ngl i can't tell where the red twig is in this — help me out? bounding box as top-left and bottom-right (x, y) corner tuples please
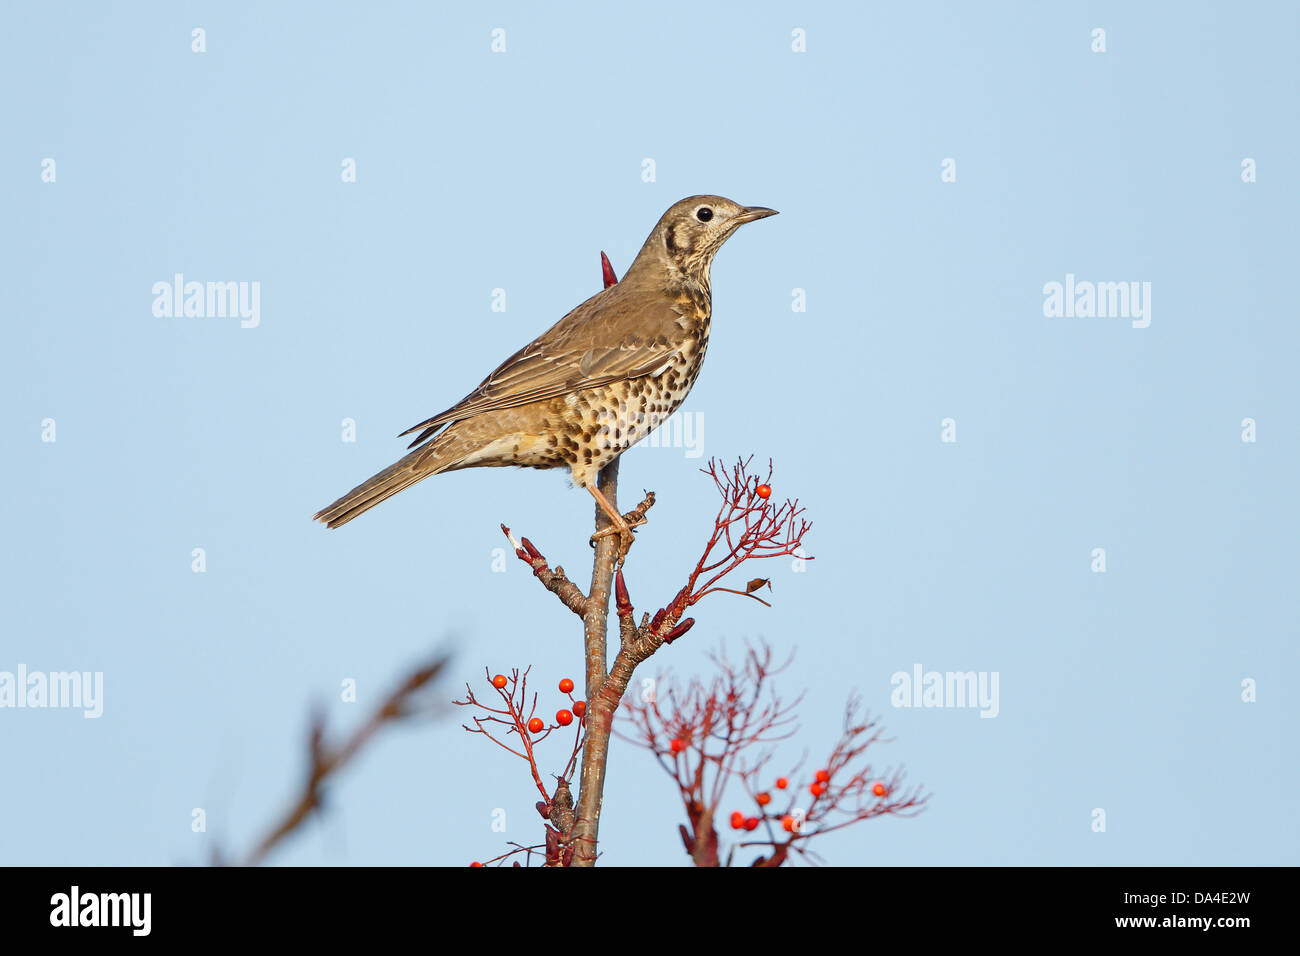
(617, 641), (929, 866)
(628, 457), (813, 647)
(685, 457), (811, 607)
(454, 668), (587, 866)
(454, 667), (583, 806)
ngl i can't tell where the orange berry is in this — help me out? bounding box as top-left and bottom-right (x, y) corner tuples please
(775, 777), (789, 789)
(730, 811), (745, 829)
(873, 783), (887, 797)
(470, 861), (484, 867)
(815, 769), (830, 783)
(527, 717), (545, 734)
(744, 817), (761, 831)
(756, 792), (772, 806)
(572, 700), (587, 718)
(556, 709), (573, 726)
(756, 483), (772, 499)
(491, 674), (507, 689)
(559, 678), (575, 694)
(782, 816), (796, 832)
(810, 782), (826, 797)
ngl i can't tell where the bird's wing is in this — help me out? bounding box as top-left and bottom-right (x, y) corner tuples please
(399, 292), (686, 448)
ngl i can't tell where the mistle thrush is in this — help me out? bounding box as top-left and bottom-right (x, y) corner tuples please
(314, 195), (778, 551)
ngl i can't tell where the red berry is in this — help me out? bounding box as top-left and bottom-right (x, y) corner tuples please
(730, 811), (745, 830)
(491, 674), (507, 689)
(556, 709), (573, 726)
(873, 783), (887, 797)
(782, 815), (796, 832)
(670, 738), (687, 754)
(470, 861), (484, 867)
(572, 700), (587, 718)
(756, 483), (772, 499)
(775, 777), (789, 790)
(815, 769), (830, 783)
(559, 678), (575, 694)
(810, 782), (826, 797)
(756, 792), (772, 806)
(744, 817), (760, 831)
(527, 717), (545, 734)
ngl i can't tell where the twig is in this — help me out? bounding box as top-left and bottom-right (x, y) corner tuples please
(239, 654), (449, 866)
(502, 525), (589, 617)
(618, 644), (928, 866)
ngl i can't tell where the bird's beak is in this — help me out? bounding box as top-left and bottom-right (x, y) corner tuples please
(734, 206), (779, 224)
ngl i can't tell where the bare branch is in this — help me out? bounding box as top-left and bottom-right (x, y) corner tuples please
(502, 524), (589, 617)
(239, 653), (449, 867)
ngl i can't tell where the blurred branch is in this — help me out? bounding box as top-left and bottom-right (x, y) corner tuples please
(235, 653), (449, 867)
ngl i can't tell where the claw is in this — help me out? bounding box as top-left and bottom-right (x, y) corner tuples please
(590, 523), (637, 565)
(585, 484), (645, 565)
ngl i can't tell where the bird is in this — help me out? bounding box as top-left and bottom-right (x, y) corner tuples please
(313, 195), (778, 556)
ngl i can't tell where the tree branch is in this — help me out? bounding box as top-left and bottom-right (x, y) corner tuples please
(570, 459), (621, 865)
(237, 654), (448, 866)
(502, 525), (589, 617)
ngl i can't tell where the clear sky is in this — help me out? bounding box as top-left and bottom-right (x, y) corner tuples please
(2, 1), (1296, 866)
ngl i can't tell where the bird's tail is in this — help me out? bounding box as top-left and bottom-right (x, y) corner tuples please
(314, 441), (458, 529)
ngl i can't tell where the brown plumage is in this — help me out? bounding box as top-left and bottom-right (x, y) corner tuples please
(313, 195), (777, 535)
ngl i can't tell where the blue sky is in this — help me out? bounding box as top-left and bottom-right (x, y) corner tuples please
(1, 1), (1296, 866)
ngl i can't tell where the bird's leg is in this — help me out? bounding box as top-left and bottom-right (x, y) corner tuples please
(586, 484), (642, 564)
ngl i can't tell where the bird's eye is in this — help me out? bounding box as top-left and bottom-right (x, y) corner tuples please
(696, 207), (713, 222)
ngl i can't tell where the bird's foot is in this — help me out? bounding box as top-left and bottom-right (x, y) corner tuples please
(589, 512), (643, 566)
(586, 486), (654, 566)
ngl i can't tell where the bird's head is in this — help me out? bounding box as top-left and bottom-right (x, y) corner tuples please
(631, 195), (778, 288)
